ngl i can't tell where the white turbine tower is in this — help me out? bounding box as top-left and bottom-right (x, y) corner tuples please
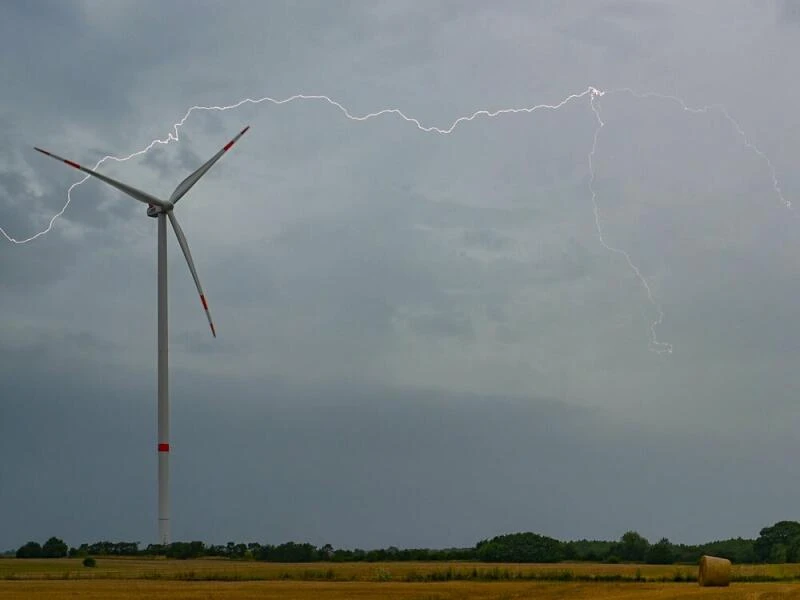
(34, 126), (250, 545)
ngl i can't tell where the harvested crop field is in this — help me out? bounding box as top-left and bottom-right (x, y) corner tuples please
(4, 559), (800, 598)
(6, 579), (800, 599)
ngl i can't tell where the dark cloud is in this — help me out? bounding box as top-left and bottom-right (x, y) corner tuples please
(0, 171), (40, 242)
(559, 15), (647, 58)
(462, 228), (510, 250)
(600, 1), (673, 20)
(3, 345), (795, 549)
(140, 132), (204, 182)
(406, 310), (474, 340)
(778, 0), (800, 25)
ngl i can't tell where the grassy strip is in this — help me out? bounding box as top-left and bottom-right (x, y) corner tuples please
(400, 568), (695, 583)
(0, 567), (688, 583)
(6, 566), (800, 583)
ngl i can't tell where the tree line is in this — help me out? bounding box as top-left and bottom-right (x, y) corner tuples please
(11, 521), (800, 564)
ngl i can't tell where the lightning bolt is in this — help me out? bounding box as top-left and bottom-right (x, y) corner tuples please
(585, 87), (790, 353)
(1, 85), (789, 353)
(610, 88), (788, 209)
(587, 89), (671, 354)
(1, 88), (597, 246)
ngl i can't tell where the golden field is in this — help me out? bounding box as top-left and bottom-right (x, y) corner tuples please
(3, 558), (800, 598)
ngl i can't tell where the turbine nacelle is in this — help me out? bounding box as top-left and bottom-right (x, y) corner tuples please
(147, 202), (174, 217)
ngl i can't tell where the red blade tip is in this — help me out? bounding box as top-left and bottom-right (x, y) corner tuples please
(223, 126), (249, 151)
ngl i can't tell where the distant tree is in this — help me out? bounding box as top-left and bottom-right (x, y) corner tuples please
(697, 538), (756, 564)
(564, 540), (614, 562)
(82, 557), (96, 567)
(41, 537), (68, 558)
(16, 541), (43, 558)
(166, 541), (205, 559)
(220, 542), (246, 559)
(144, 544), (166, 556)
(755, 521), (800, 563)
(257, 541), (319, 562)
(770, 544), (789, 564)
(331, 548), (354, 562)
(476, 532), (563, 563)
(561, 543), (576, 560)
(612, 531), (649, 562)
(645, 538), (674, 564)
(71, 541), (138, 557)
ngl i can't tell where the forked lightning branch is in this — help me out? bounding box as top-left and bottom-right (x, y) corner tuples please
(1, 85), (790, 356)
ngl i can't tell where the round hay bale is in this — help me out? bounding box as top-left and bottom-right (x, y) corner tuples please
(698, 555), (731, 587)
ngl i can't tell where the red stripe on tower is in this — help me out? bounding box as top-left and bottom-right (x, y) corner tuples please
(64, 159), (81, 169)
(200, 294), (209, 310)
(223, 140), (234, 151)
(158, 443), (170, 452)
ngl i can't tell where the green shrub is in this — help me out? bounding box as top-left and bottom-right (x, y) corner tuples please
(82, 557), (96, 568)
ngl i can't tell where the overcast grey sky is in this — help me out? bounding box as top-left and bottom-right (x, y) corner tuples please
(2, 0), (800, 550)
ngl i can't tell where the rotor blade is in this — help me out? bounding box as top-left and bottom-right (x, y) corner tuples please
(169, 126), (250, 205)
(167, 212), (216, 338)
(34, 147), (166, 208)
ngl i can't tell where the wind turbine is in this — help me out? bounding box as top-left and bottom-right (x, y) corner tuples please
(34, 126), (250, 545)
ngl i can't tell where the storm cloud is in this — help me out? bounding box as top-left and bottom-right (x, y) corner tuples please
(2, 0), (800, 550)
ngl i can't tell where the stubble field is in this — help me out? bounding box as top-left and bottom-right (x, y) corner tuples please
(4, 558), (800, 598)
